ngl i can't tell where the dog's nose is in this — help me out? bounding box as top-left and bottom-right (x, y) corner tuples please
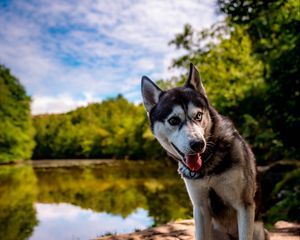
(190, 140), (204, 152)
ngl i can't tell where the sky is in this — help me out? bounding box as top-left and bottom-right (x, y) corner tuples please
(31, 203), (153, 240)
(0, 0), (222, 115)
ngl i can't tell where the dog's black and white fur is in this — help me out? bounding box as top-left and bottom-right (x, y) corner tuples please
(141, 64), (269, 240)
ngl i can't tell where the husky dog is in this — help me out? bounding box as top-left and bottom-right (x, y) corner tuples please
(141, 64), (269, 240)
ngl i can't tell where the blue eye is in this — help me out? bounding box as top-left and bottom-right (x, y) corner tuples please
(168, 116), (181, 126)
(195, 112), (203, 121)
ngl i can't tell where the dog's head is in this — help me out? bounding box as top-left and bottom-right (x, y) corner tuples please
(141, 64), (213, 172)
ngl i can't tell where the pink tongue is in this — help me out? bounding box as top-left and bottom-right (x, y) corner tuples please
(185, 154), (202, 171)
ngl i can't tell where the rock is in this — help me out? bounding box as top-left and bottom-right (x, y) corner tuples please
(97, 220), (300, 240)
(257, 160), (299, 215)
(270, 221), (300, 240)
(97, 220), (194, 240)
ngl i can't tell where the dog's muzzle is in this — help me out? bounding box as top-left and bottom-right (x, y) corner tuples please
(170, 142), (203, 172)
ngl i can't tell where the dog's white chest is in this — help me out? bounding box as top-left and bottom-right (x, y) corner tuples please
(183, 177), (210, 206)
(183, 168), (246, 209)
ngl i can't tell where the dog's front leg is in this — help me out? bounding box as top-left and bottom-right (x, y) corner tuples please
(237, 204), (255, 240)
(194, 205), (213, 240)
(184, 179), (212, 240)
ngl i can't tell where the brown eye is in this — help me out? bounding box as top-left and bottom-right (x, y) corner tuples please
(195, 112), (203, 122)
(168, 116), (181, 126)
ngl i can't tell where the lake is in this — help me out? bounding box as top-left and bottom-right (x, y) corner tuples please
(0, 160), (192, 240)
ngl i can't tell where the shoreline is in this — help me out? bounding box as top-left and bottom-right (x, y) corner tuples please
(0, 159), (166, 168)
(97, 220), (299, 240)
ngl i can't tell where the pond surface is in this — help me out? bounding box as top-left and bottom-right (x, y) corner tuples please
(0, 160), (192, 240)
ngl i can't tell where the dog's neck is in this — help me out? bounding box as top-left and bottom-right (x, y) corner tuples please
(202, 138), (220, 164)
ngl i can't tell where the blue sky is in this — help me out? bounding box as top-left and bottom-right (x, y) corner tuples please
(31, 203), (153, 240)
(0, 0), (222, 114)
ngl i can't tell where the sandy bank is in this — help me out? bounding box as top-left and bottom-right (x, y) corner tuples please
(97, 220), (300, 240)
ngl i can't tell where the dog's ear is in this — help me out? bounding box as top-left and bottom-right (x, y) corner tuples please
(141, 76), (163, 112)
(185, 63), (207, 98)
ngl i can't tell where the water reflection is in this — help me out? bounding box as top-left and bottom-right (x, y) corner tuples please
(0, 166), (38, 240)
(0, 161), (192, 239)
(30, 203), (153, 240)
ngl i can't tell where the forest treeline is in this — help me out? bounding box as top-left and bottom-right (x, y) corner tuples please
(0, 0), (299, 163)
(0, 65), (35, 163)
(32, 95), (163, 160)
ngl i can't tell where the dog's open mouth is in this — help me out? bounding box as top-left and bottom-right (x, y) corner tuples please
(184, 153), (202, 172)
(171, 143), (203, 172)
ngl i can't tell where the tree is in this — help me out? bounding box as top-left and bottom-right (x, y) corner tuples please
(170, 23), (265, 111)
(166, 23), (280, 162)
(217, 0), (300, 158)
(162, 0), (300, 161)
(32, 95), (164, 160)
(0, 65), (35, 163)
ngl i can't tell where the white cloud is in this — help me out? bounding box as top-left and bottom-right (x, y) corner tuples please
(0, 0), (222, 114)
(136, 58), (156, 71)
(31, 203), (153, 240)
(31, 93), (102, 115)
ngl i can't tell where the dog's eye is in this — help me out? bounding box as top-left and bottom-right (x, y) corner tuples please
(168, 116), (181, 126)
(195, 112), (203, 121)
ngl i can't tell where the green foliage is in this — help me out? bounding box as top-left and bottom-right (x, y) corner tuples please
(217, 0), (300, 158)
(265, 168), (300, 225)
(33, 95), (164, 160)
(167, 23), (273, 162)
(165, 0), (300, 162)
(0, 65), (35, 163)
(171, 24), (265, 110)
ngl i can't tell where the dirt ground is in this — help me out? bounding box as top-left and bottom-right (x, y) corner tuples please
(97, 220), (300, 240)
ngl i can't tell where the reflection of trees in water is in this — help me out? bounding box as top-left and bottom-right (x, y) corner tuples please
(0, 162), (192, 239)
(1, 162), (297, 238)
(145, 185), (192, 225)
(34, 163), (192, 224)
(0, 166), (38, 240)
